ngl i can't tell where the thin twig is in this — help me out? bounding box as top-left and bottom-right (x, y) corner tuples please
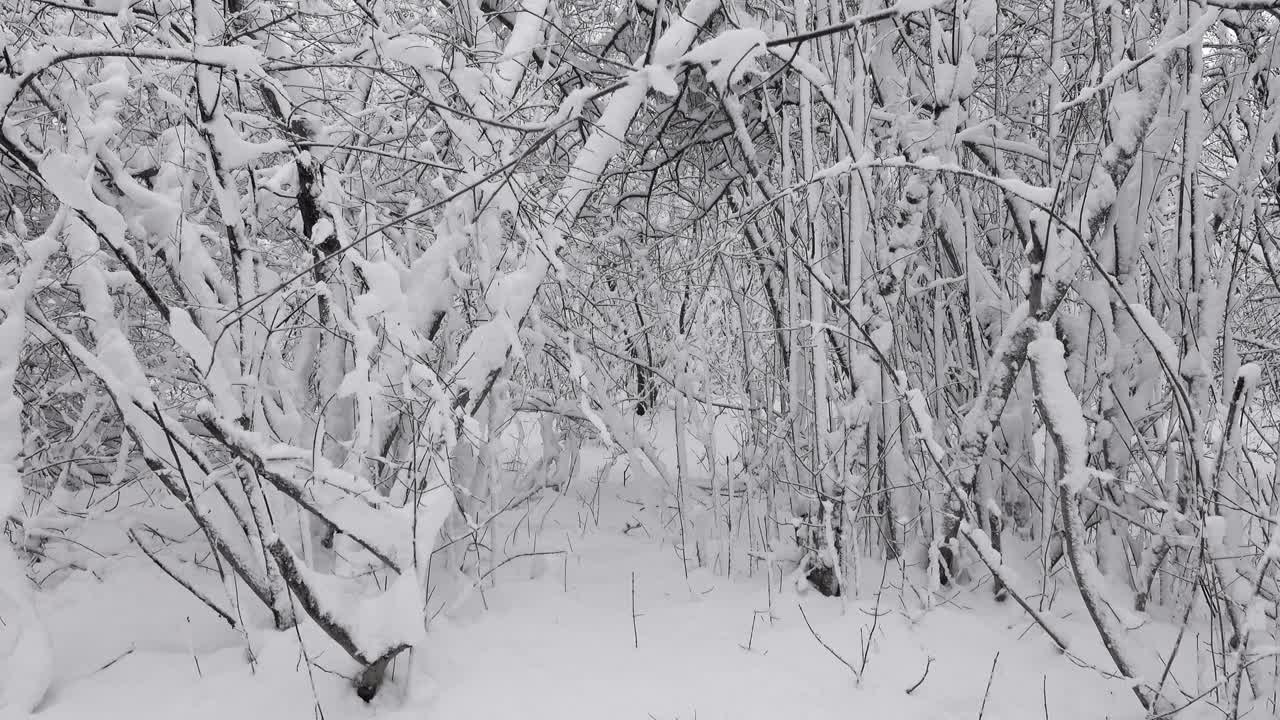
(797, 604), (860, 680)
(1042, 675), (1049, 720)
(859, 557), (889, 675)
(740, 612), (759, 652)
(94, 645), (136, 674)
(631, 571), (639, 649)
(475, 551), (567, 585)
(905, 656), (934, 695)
(978, 652), (1000, 720)
(128, 529), (238, 628)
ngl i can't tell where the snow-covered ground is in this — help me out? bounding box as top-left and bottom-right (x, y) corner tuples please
(19, 418), (1194, 720)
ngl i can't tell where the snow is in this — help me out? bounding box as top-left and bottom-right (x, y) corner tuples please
(206, 115), (287, 168)
(961, 523), (1028, 599)
(378, 32), (444, 71)
(968, 0), (998, 33)
(1236, 362), (1262, 391)
(0, 577), (54, 715)
(310, 218), (335, 246)
(38, 153), (127, 247)
(1181, 348), (1209, 380)
(452, 322), (513, 395)
(892, 0), (947, 13)
(24, 435), (1187, 720)
(650, 0), (720, 64)
(194, 45), (267, 77)
(0, 226), (58, 716)
(543, 85), (595, 126)
(959, 303), (1029, 445)
(5, 4), (1271, 719)
(1204, 515), (1226, 548)
(953, 53), (978, 99)
(556, 85), (637, 220)
(1026, 322), (1091, 494)
(1051, 8), (1221, 115)
(492, 0), (551, 100)
(995, 176), (1055, 206)
(287, 551), (426, 660)
(1127, 304), (1178, 373)
(646, 64), (680, 98)
(903, 388), (946, 463)
(168, 308), (235, 414)
(89, 57), (129, 101)
(411, 481), (455, 571)
(680, 29), (769, 88)
(443, 0), (723, 406)
(198, 409), (415, 569)
(933, 63), (957, 102)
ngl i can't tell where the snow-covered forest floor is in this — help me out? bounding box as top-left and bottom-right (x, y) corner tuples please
(23, 413), (1194, 720)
